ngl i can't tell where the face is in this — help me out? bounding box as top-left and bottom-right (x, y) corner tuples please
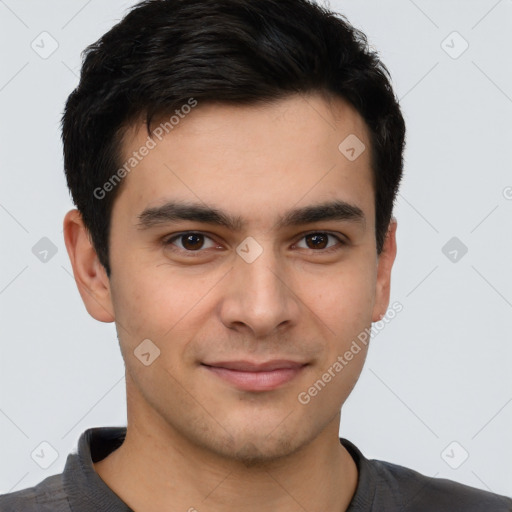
(68, 93), (396, 463)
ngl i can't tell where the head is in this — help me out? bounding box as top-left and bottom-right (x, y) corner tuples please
(63, 0), (405, 463)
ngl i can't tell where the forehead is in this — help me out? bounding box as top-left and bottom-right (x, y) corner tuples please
(113, 93), (374, 230)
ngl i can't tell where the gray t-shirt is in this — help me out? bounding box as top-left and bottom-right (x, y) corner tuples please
(1, 426), (511, 511)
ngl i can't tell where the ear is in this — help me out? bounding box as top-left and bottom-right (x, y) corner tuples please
(63, 209), (115, 323)
(371, 218), (397, 322)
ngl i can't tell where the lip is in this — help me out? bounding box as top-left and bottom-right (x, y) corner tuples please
(202, 360), (307, 391)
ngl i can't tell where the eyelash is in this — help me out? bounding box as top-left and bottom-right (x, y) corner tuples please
(161, 231), (347, 257)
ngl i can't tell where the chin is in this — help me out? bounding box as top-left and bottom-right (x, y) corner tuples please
(222, 439), (294, 468)
(205, 423), (309, 468)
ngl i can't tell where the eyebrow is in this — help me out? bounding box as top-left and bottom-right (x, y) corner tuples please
(136, 199), (366, 232)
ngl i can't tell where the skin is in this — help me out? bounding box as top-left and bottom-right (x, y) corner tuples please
(63, 93), (397, 512)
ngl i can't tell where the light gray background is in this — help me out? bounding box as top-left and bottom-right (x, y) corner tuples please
(1, 0), (511, 499)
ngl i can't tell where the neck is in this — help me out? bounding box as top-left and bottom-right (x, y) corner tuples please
(94, 390), (358, 512)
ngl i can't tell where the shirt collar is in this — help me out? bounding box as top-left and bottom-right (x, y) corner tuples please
(62, 426), (132, 512)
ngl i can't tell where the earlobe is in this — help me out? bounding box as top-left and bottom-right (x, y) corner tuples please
(63, 209), (115, 323)
(371, 218), (397, 323)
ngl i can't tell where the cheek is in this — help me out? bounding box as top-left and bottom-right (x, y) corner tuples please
(306, 259), (377, 333)
(110, 261), (221, 352)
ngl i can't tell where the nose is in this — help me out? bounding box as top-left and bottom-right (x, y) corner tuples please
(218, 243), (301, 339)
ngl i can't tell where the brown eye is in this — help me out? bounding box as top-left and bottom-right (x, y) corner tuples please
(180, 233), (205, 251)
(164, 232), (217, 253)
(296, 232), (344, 252)
(305, 233), (329, 249)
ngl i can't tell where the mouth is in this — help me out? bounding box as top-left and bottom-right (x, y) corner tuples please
(201, 360), (308, 392)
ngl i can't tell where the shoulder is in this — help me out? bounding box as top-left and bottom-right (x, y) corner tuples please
(371, 458), (512, 512)
(0, 473), (70, 512)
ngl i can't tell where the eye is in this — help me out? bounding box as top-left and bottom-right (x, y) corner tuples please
(163, 232), (218, 254)
(162, 231), (346, 257)
(294, 232), (345, 252)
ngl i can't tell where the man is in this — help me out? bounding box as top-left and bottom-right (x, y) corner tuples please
(1, 0), (510, 510)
